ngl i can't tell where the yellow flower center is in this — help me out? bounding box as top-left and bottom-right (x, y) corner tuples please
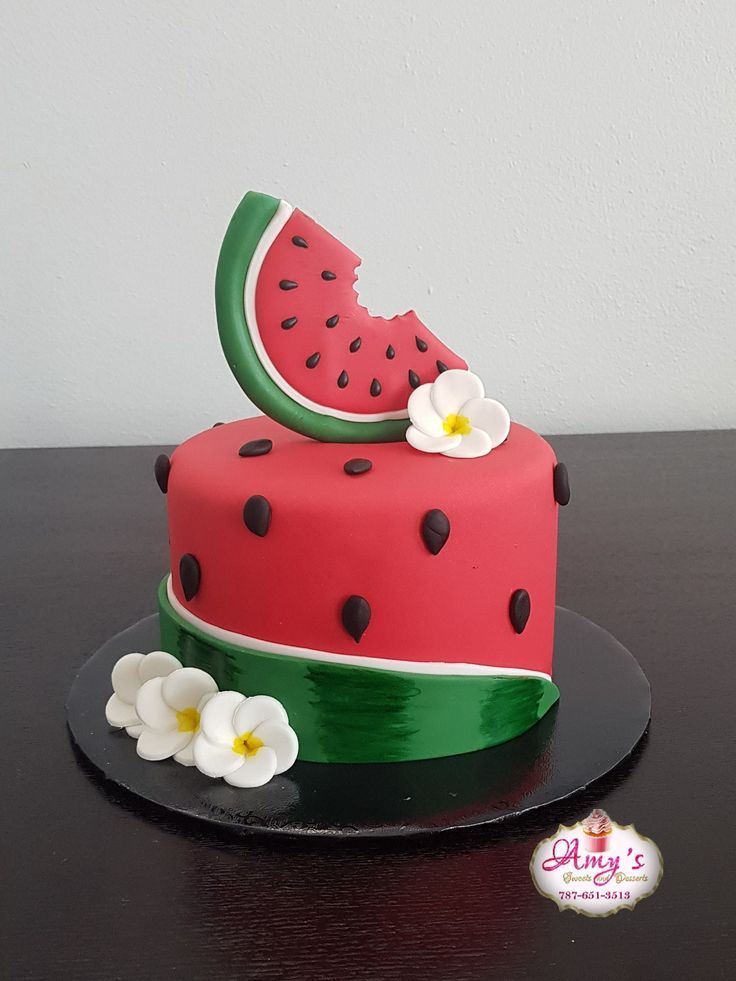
(175, 707), (201, 733)
(232, 731), (265, 757)
(442, 413), (472, 437)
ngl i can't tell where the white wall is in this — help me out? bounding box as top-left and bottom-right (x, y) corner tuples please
(2, 0), (735, 448)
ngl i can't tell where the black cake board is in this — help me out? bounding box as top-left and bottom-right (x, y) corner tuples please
(66, 607), (650, 839)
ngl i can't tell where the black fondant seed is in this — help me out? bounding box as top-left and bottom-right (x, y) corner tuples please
(337, 370), (349, 388)
(179, 554), (200, 601)
(291, 235), (308, 248)
(243, 495), (271, 537)
(154, 454), (170, 494)
(326, 315), (340, 328)
(421, 509), (450, 555)
(386, 345), (395, 360)
(279, 280), (298, 291)
(344, 458), (372, 476)
(212, 421), (225, 427)
(281, 316), (298, 330)
(415, 336), (429, 353)
(239, 438), (273, 458)
(408, 369), (421, 389)
(341, 595), (371, 643)
(553, 462), (571, 506)
(306, 352), (321, 368)
(349, 337), (362, 353)
(370, 378), (382, 397)
(436, 360), (448, 373)
(509, 589), (531, 634)
(321, 270), (337, 281)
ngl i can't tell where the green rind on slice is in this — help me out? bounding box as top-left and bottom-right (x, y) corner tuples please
(215, 191), (410, 443)
(159, 577), (560, 763)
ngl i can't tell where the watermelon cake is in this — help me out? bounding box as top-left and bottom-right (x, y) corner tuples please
(105, 190), (570, 782)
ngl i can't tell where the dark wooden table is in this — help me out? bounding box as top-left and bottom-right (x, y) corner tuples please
(2, 431), (734, 980)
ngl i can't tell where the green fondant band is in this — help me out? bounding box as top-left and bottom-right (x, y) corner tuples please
(215, 191), (408, 443)
(158, 578), (559, 763)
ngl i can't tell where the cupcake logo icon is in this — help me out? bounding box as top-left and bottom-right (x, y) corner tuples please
(581, 808), (613, 852)
(529, 808), (663, 917)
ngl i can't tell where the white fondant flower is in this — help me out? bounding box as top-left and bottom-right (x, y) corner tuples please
(193, 692), (298, 788)
(405, 369), (511, 459)
(105, 650), (182, 738)
(134, 667), (218, 765)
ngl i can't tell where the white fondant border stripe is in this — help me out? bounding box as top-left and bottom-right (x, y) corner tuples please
(243, 199), (409, 424)
(166, 577), (553, 682)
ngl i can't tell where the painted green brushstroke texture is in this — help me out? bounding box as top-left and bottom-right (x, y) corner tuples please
(159, 579), (559, 763)
(215, 190), (410, 443)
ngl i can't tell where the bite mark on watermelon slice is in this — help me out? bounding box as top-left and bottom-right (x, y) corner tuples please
(216, 191), (469, 442)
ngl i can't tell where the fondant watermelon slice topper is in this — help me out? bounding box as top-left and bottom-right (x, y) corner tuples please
(215, 191), (468, 442)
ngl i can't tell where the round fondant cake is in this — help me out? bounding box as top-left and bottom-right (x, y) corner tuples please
(155, 414), (563, 762)
(102, 190), (570, 785)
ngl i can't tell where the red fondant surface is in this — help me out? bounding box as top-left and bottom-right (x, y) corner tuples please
(167, 418), (559, 674)
(254, 208), (467, 413)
